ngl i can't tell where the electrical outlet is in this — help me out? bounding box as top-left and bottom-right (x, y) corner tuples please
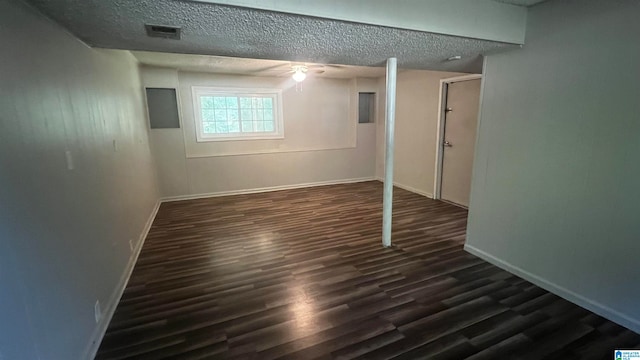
(65, 150), (74, 170)
(94, 300), (102, 323)
(129, 239), (135, 252)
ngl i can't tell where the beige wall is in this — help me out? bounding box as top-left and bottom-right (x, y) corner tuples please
(0, 1), (159, 359)
(376, 69), (465, 197)
(180, 72), (357, 157)
(466, 0), (640, 333)
(142, 67), (378, 198)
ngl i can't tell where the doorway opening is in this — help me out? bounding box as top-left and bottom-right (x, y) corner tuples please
(434, 74), (482, 208)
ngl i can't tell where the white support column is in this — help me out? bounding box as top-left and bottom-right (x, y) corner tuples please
(382, 57), (397, 248)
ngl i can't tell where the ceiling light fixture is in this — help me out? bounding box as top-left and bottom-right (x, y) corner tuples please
(292, 66), (307, 82)
(447, 55), (462, 61)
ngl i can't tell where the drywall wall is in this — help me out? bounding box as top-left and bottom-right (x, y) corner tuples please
(194, 0), (527, 44)
(142, 67), (377, 198)
(466, 0), (640, 332)
(179, 72), (356, 157)
(375, 70), (465, 197)
(0, 1), (159, 359)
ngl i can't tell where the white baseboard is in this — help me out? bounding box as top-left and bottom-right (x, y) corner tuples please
(374, 177), (434, 199)
(83, 200), (161, 360)
(464, 244), (640, 334)
(161, 177), (376, 202)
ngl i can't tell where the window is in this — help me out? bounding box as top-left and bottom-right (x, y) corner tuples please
(192, 87), (283, 142)
(358, 92), (376, 123)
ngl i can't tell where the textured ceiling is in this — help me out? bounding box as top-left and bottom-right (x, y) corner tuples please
(492, 0), (548, 6)
(132, 51), (387, 79)
(27, 0), (519, 73)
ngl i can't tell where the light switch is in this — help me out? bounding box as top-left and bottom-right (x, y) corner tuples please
(65, 150), (74, 170)
(94, 300), (102, 323)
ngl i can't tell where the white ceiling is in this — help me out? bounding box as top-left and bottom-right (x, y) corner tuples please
(132, 51), (386, 79)
(27, 0), (520, 73)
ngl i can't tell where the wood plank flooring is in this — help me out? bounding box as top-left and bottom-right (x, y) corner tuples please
(96, 181), (640, 359)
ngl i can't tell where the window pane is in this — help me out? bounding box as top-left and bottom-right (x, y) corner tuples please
(203, 122), (216, 134)
(263, 98), (273, 109)
(241, 121), (253, 132)
(241, 109), (253, 121)
(228, 121), (240, 133)
(255, 121), (265, 132)
(265, 121), (274, 132)
(228, 110), (239, 122)
(215, 122), (228, 133)
(202, 109), (215, 121)
(252, 97), (263, 108)
(255, 110), (263, 121)
(240, 97), (252, 108)
(214, 109), (227, 121)
(213, 97), (227, 108)
(264, 109), (274, 121)
(201, 96), (214, 108)
(226, 97), (238, 109)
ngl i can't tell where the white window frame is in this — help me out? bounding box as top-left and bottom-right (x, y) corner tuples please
(192, 86), (284, 142)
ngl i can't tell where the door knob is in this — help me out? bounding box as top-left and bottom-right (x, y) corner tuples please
(443, 141), (453, 147)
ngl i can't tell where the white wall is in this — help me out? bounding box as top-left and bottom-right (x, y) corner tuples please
(0, 1), (159, 359)
(194, 0), (527, 44)
(376, 70), (465, 197)
(466, 0), (640, 333)
(142, 67), (378, 198)
(180, 72), (356, 157)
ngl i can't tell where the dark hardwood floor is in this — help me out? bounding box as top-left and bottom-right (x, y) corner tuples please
(96, 181), (640, 359)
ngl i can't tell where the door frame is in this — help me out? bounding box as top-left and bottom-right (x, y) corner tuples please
(433, 74), (483, 200)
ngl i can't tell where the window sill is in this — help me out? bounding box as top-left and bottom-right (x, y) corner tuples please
(195, 134), (285, 143)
